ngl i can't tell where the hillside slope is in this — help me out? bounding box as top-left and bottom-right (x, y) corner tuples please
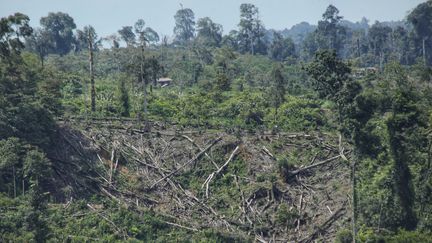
(49, 118), (352, 242)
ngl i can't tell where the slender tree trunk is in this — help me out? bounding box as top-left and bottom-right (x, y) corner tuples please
(249, 29), (254, 55)
(357, 38), (362, 67)
(39, 53), (44, 68)
(423, 37), (427, 66)
(140, 44), (149, 131)
(13, 166), (16, 198)
(89, 33), (96, 112)
(379, 51), (384, 72)
(352, 157), (357, 243)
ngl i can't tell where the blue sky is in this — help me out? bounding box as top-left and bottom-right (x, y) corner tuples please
(0, 0), (426, 38)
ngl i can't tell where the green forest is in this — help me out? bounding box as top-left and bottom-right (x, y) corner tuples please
(1, 1), (432, 242)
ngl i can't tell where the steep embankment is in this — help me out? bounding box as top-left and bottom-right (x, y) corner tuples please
(52, 118), (352, 242)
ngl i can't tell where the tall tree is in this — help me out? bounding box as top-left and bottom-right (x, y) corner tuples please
(87, 26), (97, 112)
(118, 26), (136, 47)
(408, 0), (432, 66)
(269, 63), (286, 119)
(196, 17), (223, 47)
(238, 3), (267, 55)
(40, 12), (76, 55)
(315, 5), (346, 55)
(134, 19), (150, 129)
(76, 26), (98, 112)
(173, 7), (196, 44)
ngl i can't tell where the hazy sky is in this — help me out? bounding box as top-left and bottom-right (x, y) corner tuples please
(0, 0), (426, 38)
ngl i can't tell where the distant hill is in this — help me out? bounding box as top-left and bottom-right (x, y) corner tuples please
(279, 22), (316, 45)
(340, 17), (370, 31)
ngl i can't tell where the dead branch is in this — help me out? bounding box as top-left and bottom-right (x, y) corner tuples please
(262, 146), (275, 159)
(164, 221), (199, 232)
(202, 146), (240, 198)
(100, 187), (121, 204)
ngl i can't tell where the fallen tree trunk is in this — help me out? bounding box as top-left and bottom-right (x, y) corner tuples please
(288, 155), (342, 178)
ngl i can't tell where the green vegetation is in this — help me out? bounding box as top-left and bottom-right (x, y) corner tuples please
(2, 1), (432, 242)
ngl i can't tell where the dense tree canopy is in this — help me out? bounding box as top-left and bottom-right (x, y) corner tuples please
(196, 17), (223, 47)
(40, 12), (76, 55)
(173, 7), (196, 44)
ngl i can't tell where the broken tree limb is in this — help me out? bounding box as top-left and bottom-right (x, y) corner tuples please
(164, 221), (198, 232)
(216, 145), (239, 175)
(109, 149), (115, 183)
(262, 146), (275, 159)
(338, 134), (348, 162)
(150, 136), (222, 189)
(100, 187), (121, 204)
(202, 146), (240, 198)
(288, 155), (342, 178)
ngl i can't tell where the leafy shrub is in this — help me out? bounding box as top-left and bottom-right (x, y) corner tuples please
(275, 204), (298, 228)
(335, 229), (352, 243)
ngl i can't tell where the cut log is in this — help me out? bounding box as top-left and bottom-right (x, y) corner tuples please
(288, 155), (342, 178)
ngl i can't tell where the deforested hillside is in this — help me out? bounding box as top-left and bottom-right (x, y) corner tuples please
(55, 118), (352, 242)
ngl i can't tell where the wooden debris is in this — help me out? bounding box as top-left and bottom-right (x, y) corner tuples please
(202, 145), (240, 198)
